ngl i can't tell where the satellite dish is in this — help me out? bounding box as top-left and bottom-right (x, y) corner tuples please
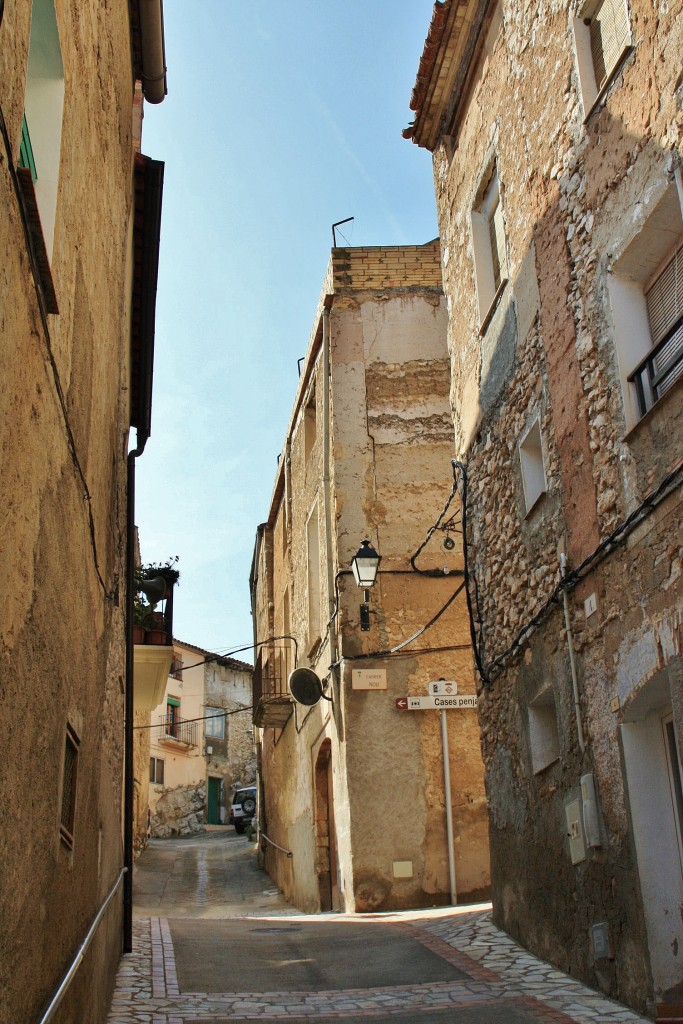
(138, 576), (166, 607)
(289, 667), (324, 706)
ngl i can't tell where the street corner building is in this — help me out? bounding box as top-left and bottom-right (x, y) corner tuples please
(250, 241), (491, 916)
(405, 0), (682, 1018)
(146, 640), (254, 838)
(0, 2), (166, 1023)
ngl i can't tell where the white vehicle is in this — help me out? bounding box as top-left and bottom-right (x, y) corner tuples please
(229, 785), (256, 834)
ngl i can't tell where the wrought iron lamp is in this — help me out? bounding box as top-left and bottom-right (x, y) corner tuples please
(351, 540), (381, 631)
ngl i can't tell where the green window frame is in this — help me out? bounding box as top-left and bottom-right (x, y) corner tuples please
(19, 114), (37, 182)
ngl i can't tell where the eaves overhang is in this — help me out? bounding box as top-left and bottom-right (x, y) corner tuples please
(130, 152), (164, 444)
(404, 0), (495, 152)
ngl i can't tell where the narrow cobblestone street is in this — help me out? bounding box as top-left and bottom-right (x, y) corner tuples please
(106, 831), (651, 1024)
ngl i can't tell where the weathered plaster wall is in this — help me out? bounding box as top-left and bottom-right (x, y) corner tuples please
(424, 0), (682, 1012)
(0, 3), (137, 1022)
(256, 242), (490, 913)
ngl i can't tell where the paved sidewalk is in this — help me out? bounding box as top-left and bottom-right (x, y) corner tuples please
(107, 906), (652, 1024)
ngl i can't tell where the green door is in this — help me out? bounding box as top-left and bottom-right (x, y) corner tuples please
(207, 777), (221, 825)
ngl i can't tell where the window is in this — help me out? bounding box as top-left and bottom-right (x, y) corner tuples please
(204, 707), (225, 739)
(528, 686), (560, 774)
(607, 179), (683, 428)
(165, 696), (180, 737)
(631, 242), (683, 415)
(22, 0), (65, 260)
(519, 418), (547, 515)
(60, 723), (79, 849)
(170, 654), (183, 680)
(149, 756), (165, 785)
(304, 385), (317, 462)
(573, 0), (632, 117)
(472, 163), (508, 329)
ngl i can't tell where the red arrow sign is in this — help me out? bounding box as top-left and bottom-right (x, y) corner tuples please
(395, 697), (408, 710)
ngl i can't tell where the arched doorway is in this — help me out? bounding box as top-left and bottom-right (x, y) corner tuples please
(314, 739), (339, 911)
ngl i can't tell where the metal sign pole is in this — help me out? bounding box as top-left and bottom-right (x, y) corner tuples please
(441, 709), (457, 905)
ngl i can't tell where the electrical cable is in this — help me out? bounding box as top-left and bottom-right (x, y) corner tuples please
(132, 703), (256, 729)
(410, 467), (463, 576)
(176, 634), (299, 674)
(461, 456), (683, 686)
(330, 580), (466, 668)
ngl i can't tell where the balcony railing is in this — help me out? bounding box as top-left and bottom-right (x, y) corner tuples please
(252, 646), (290, 706)
(629, 315), (683, 418)
(157, 713), (197, 748)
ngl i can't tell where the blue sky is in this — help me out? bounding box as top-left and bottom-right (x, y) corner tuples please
(136, 2), (439, 656)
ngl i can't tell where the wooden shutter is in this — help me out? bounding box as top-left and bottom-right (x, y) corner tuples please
(590, 0), (630, 90)
(646, 241), (683, 397)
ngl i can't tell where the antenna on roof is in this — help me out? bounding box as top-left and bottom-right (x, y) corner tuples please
(332, 217), (354, 247)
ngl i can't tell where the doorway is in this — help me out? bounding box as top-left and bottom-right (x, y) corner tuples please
(314, 740), (339, 911)
(622, 688), (683, 1002)
(207, 776), (221, 825)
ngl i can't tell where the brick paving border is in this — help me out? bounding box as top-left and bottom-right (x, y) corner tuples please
(108, 911), (652, 1023)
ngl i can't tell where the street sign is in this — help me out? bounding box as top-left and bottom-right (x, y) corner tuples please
(395, 694), (478, 711)
(428, 680), (458, 696)
(352, 669), (387, 690)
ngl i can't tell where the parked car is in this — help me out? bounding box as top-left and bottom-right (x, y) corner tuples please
(229, 785), (256, 834)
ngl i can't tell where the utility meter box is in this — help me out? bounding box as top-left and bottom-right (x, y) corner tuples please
(566, 798), (586, 864)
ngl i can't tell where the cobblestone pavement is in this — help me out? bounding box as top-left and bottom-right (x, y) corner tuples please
(107, 832), (651, 1024)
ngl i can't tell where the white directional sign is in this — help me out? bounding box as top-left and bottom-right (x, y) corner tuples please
(395, 694), (478, 711)
(428, 680), (458, 696)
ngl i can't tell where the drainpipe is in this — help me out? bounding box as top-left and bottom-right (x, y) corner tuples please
(124, 437), (147, 952)
(560, 553), (586, 754)
(138, 0), (167, 104)
(322, 306), (338, 679)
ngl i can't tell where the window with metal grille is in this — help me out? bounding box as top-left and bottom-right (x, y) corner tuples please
(588, 0), (630, 92)
(628, 239), (683, 417)
(149, 756), (165, 785)
(60, 724), (79, 849)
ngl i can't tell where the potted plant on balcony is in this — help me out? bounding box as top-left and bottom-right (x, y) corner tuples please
(133, 557), (180, 645)
(133, 598), (151, 644)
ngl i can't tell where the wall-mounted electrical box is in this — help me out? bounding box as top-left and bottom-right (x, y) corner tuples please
(566, 798), (586, 864)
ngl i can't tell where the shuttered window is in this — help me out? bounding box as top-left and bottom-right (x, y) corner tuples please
(645, 241), (683, 399)
(60, 724), (80, 849)
(589, 0), (630, 91)
(482, 168), (506, 292)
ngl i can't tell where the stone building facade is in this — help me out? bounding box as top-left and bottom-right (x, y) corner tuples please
(0, 2), (165, 1022)
(251, 241), (491, 915)
(406, 0), (682, 1016)
(148, 641), (254, 836)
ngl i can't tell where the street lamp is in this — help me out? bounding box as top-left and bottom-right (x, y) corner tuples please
(351, 540), (381, 631)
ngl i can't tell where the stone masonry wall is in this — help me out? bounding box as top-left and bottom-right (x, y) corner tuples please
(423, 0), (682, 1013)
(0, 2), (138, 1022)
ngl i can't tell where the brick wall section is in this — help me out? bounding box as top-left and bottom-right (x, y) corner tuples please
(332, 240), (443, 292)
